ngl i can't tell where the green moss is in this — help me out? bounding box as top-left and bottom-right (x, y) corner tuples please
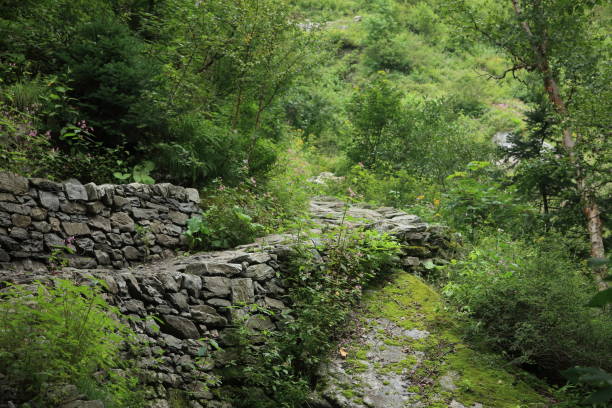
(357, 272), (548, 407)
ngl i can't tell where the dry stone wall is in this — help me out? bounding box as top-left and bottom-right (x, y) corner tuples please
(0, 196), (452, 408)
(0, 172), (200, 272)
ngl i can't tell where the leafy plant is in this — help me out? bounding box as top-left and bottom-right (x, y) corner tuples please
(0, 278), (144, 406)
(185, 205), (265, 250)
(113, 161), (156, 184)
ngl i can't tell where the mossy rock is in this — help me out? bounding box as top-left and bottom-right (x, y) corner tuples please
(316, 272), (551, 408)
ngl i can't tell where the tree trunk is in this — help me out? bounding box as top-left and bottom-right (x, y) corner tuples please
(510, 0), (607, 288)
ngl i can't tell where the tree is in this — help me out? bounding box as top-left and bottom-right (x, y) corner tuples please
(450, 0), (610, 288)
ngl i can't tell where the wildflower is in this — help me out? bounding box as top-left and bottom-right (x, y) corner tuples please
(416, 195), (425, 200)
(348, 187), (356, 198)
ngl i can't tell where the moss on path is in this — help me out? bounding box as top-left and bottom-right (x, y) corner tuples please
(317, 272), (551, 408)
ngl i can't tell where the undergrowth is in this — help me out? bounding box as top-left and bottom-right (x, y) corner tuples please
(0, 278), (145, 407)
(218, 223), (401, 407)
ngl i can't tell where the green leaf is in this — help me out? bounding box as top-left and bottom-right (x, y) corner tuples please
(423, 259), (435, 270)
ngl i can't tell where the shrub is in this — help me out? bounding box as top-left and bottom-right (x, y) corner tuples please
(441, 161), (535, 238)
(59, 16), (163, 147)
(152, 114), (245, 187)
(442, 234), (612, 377)
(185, 204), (265, 251)
(0, 278), (143, 407)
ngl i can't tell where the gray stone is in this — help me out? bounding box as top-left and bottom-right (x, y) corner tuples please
(44, 233), (64, 249)
(69, 256), (97, 269)
(0, 201), (31, 215)
(244, 264), (275, 281)
(246, 315), (276, 331)
(0, 248), (10, 262)
(160, 274), (179, 292)
(132, 207), (158, 220)
(162, 315), (200, 339)
(181, 274), (202, 297)
(169, 211), (189, 225)
(0, 172), (29, 194)
(110, 212), (135, 232)
(168, 292), (189, 311)
(94, 250), (111, 265)
(86, 201), (105, 215)
(113, 195), (130, 208)
(0, 192), (15, 201)
(232, 252), (271, 264)
(88, 215), (111, 232)
(39, 190), (60, 211)
(207, 298), (232, 308)
(121, 232), (134, 245)
(190, 305), (228, 326)
(63, 222), (91, 236)
(84, 183), (101, 200)
(202, 277), (231, 297)
(10, 227), (28, 240)
(107, 233), (123, 247)
(60, 201), (87, 214)
(264, 297), (287, 310)
(11, 214), (31, 228)
(75, 238), (94, 254)
(61, 400), (104, 408)
(123, 246), (142, 261)
(91, 231), (106, 242)
(30, 178), (62, 192)
(63, 179), (88, 201)
(185, 188), (200, 203)
(185, 262), (242, 277)
(156, 234), (179, 247)
(231, 278), (255, 304)
(30, 207), (47, 221)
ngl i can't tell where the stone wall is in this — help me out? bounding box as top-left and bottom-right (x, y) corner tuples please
(0, 172), (200, 272)
(0, 197), (452, 408)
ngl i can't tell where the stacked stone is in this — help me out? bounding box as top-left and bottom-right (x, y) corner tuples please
(0, 194), (452, 408)
(0, 172), (200, 272)
(35, 247), (290, 408)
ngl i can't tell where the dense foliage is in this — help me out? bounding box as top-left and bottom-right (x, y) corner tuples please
(1, 0), (610, 406)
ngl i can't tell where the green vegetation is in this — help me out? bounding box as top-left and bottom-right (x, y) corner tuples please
(1, 0), (610, 406)
(0, 279), (144, 407)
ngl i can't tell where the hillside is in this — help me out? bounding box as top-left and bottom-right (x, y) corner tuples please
(1, 0), (611, 407)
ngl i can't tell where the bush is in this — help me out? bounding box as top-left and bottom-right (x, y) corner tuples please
(152, 114), (244, 187)
(0, 278), (143, 407)
(0, 98), (124, 183)
(442, 234), (612, 377)
(59, 16), (163, 147)
(441, 161), (535, 238)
